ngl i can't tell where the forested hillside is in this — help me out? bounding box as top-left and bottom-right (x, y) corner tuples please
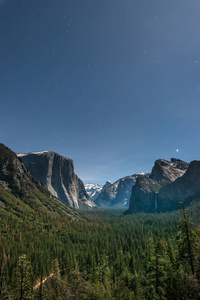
(1, 203), (200, 299)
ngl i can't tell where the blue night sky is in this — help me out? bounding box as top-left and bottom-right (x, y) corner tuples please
(1, 0), (200, 185)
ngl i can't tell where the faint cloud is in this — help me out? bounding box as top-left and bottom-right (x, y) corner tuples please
(0, 0), (6, 5)
(54, 131), (68, 146)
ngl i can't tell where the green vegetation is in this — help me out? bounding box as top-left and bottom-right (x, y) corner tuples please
(0, 202), (200, 299)
(0, 144), (200, 299)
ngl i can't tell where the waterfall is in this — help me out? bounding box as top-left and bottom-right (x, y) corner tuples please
(152, 192), (158, 212)
(155, 192), (158, 210)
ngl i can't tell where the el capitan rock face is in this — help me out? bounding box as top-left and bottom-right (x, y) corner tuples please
(17, 151), (96, 209)
(127, 158), (191, 213)
(0, 143), (85, 220)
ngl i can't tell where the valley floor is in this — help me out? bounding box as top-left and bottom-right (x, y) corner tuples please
(1, 204), (200, 299)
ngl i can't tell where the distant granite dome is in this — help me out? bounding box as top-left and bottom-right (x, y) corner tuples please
(17, 151), (96, 210)
(95, 173), (148, 208)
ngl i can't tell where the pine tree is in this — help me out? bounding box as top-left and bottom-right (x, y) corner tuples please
(0, 251), (4, 299)
(15, 254), (33, 300)
(146, 240), (170, 299)
(178, 200), (198, 275)
(52, 258), (60, 280)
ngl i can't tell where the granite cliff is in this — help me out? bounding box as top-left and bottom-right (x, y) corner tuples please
(158, 160), (200, 211)
(0, 143), (84, 220)
(149, 158), (189, 182)
(128, 176), (163, 213)
(17, 151), (96, 209)
(128, 158), (190, 213)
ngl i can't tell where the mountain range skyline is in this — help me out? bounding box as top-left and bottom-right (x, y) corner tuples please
(17, 149), (187, 186)
(3, 143), (199, 213)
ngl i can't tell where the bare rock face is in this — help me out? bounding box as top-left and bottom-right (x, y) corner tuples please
(0, 143), (85, 220)
(95, 173), (148, 208)
(127, 158), (190, 213)
(128, 176), (163, 213)
(17, 151), (96, 209)
(158, 160), (200, 211)
(149, 158), (189, 182)
(0, 144), (33, 197)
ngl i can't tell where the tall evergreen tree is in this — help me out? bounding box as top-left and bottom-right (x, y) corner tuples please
(178, 200), (198, 275)
(0, 251), (4, 299)
(15, 254), (33, 300)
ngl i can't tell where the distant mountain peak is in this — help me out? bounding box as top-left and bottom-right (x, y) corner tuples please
(95, 173), (148, 208)
(149, 158), (189, 182)
(85, 181), (113, 201)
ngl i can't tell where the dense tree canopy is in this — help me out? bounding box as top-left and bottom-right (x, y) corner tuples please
(0, 203), (200, 299)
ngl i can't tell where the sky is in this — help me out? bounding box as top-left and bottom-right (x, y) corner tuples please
(0, 0), (200, 185)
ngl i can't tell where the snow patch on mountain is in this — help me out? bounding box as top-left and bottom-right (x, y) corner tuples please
(85, 181), (113, 201)
(17, 151), (50, 157)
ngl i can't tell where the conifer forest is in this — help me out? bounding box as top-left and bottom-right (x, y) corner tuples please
(1, 202), (200, 299)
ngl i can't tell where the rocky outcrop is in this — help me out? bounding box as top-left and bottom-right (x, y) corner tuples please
(17, 151), (96, 209)
(85, 181), (113, 201)
(158, 160), (200, 211)
(128, 176), (163, 213)
(127, 158), (190, 213)
(95, 173), (148, 208)
(0, 143), (85, 220)
(149, 158), (189, 182)
(0, 144), (33, 197)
